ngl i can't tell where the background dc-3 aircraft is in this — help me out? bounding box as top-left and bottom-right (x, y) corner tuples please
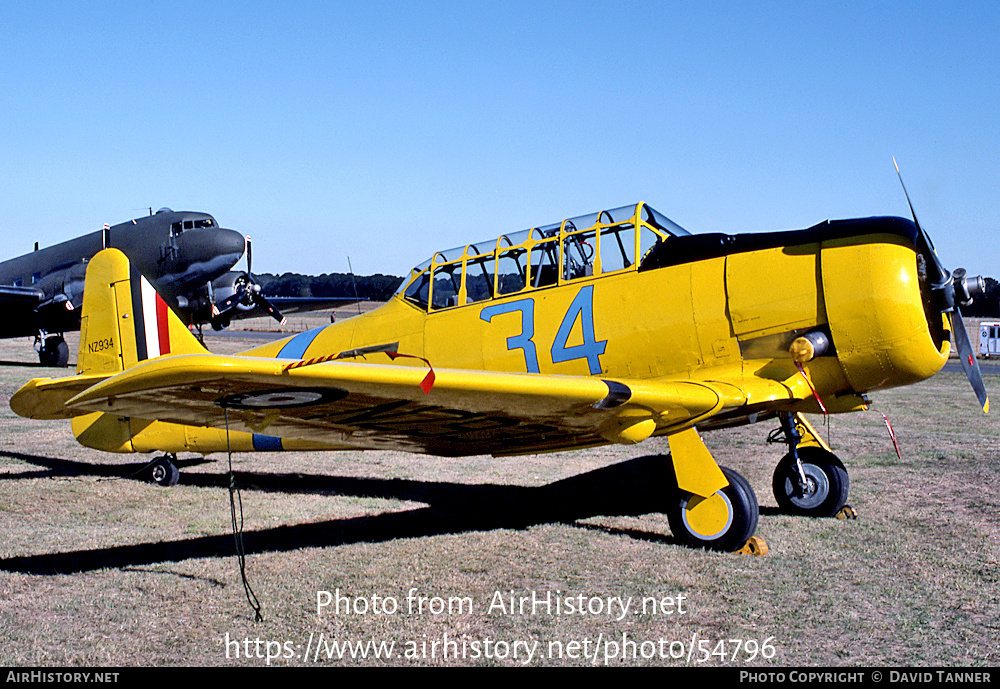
(10, 185), (990, 552)
(0, 208), (293, 367)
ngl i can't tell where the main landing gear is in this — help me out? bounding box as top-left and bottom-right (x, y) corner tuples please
(770, 412), (850, 518)
(666, 465), (759, 552)
(661, 412), (850, 552)
(37, 334), (69, 367)
(662, 427), (760, 552)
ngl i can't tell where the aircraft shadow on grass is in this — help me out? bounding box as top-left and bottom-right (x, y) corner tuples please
(0, 450), (774, 575)
(0, 360), (69, 369)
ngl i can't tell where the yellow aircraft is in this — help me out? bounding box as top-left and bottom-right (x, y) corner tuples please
(9, 195), (989, 552)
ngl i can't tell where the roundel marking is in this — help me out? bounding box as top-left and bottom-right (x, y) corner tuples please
(216, 387), (348, 409)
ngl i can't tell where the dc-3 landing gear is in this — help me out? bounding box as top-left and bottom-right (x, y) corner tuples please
(36, 333), (69, 367)
(149, 454), (180, 487)
(770, 412), (850, 518)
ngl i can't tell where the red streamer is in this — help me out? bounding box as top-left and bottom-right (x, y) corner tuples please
(795, 362), (828, 416)
(875, 410), (902, 460)
(282, 350), (436, 394)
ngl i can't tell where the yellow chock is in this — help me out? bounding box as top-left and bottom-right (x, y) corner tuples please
(835, 505), (858, 520)
(737, 536), (769, 556)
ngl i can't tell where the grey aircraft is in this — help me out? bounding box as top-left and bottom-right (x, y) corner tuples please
(0, 208), (287, 366)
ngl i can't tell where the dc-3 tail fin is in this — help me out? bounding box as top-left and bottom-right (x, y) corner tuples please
(77, 248), (206, 376)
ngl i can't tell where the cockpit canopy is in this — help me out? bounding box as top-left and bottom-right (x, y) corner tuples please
(169, 216), (217, 236)
(396, 202), (688, 311)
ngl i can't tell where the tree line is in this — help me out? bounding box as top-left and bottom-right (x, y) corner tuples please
(257, 272), (404, 302)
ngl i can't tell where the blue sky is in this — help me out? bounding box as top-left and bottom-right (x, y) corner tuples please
(2, 1), (998, 280)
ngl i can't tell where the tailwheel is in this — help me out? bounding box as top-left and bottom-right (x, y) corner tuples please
(667, 466), (759, 552)
(149, 454), (180, 487)
(772, 446), (849, 517)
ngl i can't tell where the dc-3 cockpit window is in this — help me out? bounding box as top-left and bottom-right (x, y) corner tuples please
(172, 217), (217, 236)
(396, 202), (688, 311)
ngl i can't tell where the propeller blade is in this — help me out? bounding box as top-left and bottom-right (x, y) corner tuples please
(213, 284), (286, 327)
(209, 292), (242, 329)
(246, 235), (253, 276)
(258, 294), (287, 326)
(893, 157), (951, 289)
(952, 306), (990, 413)
(892, 158), (987, 411)
(893, 157), (925, 243)
(215, 292), (242, 315)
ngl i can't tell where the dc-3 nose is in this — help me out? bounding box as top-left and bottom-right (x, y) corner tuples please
(178, 227), (246, 269)
(215, 227), (248, 263)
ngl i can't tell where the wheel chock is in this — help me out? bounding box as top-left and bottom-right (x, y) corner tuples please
(835, 505), (858, 520)
(737, 536), (769, 556)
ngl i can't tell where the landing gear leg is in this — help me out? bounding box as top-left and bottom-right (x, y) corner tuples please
(149, 454), (180, 487)
(772, 412), (849, 517)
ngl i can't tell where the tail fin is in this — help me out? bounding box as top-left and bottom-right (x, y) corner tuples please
(77, 248), (206, 376)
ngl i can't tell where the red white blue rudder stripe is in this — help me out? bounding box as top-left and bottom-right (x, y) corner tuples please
(129, 267), (171, 361)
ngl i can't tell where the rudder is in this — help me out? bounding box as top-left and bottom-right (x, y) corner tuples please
(77, 248), (206, 376)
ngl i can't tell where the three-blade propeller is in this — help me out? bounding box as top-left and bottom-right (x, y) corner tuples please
(212, 236), (286, 329)
(894, 158), (989, 413)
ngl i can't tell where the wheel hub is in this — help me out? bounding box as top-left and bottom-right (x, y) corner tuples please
(681, 491), (735, 540)
(787, 465), (830, 510)
(799, 475), (817, 497)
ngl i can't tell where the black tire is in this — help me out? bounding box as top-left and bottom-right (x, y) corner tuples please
(772, 446), (849, 517)
(150, 456), (180, 487)
(667, 466), (759, 552)
(39, 336), (69, 367)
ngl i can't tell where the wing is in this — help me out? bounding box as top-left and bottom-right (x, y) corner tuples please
(14, 350), (809, 457)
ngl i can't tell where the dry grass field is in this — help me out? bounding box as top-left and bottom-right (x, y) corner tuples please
(0, 323), (997, 667)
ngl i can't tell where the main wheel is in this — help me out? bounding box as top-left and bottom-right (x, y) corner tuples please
(667, 466), (759, 552)
(149, 455), (180, 487)
(39, 336), (69, 367)
(772, 446), (849, 517)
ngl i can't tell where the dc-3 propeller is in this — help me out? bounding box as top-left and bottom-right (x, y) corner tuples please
(211, 236), (286, 330)
(894, 158), (989, 413)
